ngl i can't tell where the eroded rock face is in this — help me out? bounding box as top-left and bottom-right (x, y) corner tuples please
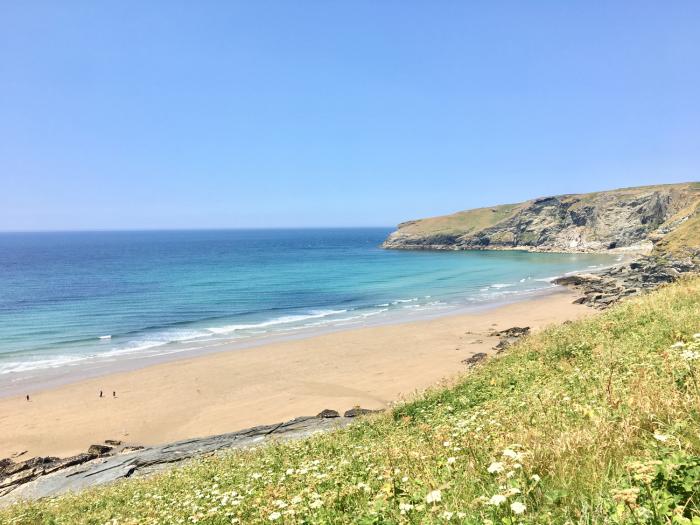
(383, 185), (699, 253)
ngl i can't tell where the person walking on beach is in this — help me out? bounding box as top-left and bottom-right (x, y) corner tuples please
(99, 390), (103, 398)
(26, 395), (29, 401)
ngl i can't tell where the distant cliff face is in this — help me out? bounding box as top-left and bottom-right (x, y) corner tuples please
(383, 183), (700, 254)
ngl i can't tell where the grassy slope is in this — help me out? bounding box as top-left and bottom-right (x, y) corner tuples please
(395, 203), (524, 237)
(393, 182), (700, 241)
(655, 203), (700, 255)
(3, 279), (700, 524)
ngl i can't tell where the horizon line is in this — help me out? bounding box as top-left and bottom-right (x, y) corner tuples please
(0, 226), (396, 234)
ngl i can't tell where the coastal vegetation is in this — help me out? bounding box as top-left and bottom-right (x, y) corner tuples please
(3, 277), (700, 524)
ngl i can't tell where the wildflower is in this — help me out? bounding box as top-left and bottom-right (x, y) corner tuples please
(612, 488), (639, 506)
(653, 433), (669, 442)
(443, 441), (451, 447)
(291, 495), (302, 504)
(694, 333), (700, 340)
(531, 474), (541, 482)
(505, 487), (521, 496)
(671, 341), (686, 348)
(251, 473), (262, 480)
(268, 512), (281, 521)
(447, 457), (456, 465)
(488, 494), (507, 506)
(510, 501), (526, 514)
(487, 462), (504, 474)
(627, 461), (661, 484)
(681, 350), (700, 361)
(273, 500), (287, 509)
(502, 449), (523, 461)
(399, 502), (414, 514)
(426, 489), (442, 504)
(441, 510), (454, 519)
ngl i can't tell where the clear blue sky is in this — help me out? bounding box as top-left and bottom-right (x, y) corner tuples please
(1, 2), (698, 231)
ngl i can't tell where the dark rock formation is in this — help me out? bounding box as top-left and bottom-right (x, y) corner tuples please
(462, 352), (487, 367)
(553, 252), (700, 309)
(87, 444), (113, 456)
(316, 409), (340, 418)
(491, 326), (531, 352)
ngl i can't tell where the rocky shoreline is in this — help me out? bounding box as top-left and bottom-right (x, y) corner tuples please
(552, 250), (700, 309)
(0, 408), (380, 506)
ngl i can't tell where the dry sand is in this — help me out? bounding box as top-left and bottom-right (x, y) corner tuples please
(0, 289), (591, 459)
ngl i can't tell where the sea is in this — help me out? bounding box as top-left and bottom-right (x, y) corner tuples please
(0, 229), (617, 395)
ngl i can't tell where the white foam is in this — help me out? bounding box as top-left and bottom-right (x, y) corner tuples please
(98, 335), (112, 340)
(392, 298), (418, 304)
(101, 329), (213, 358)
(207, 310), (346, 335)
(490, 283), (513, 289)
(0, 354), (87, 375)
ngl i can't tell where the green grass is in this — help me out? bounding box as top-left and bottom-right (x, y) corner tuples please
(395, 203), (523, 237)
(3, 278), (700, 524)
(655, 203), (700, 255)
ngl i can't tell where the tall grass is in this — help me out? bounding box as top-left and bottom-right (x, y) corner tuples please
(3, 278), (700, 524)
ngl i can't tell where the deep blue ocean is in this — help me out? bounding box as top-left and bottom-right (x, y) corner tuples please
(0, 229), (615, 388)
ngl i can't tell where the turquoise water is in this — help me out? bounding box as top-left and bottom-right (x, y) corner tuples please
(0, 229), (615, 389)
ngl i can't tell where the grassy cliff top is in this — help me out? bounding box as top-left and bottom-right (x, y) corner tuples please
(392, 182), (700, 241)
(4, 277), (700, 524)
(396, 202), (525, 237)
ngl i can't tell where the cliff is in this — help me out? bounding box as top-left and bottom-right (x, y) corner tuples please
(383, 182), (700, 254)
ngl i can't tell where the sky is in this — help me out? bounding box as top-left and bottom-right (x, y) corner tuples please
(1, 2), (699, 231)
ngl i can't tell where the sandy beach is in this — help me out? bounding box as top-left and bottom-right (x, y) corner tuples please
(0, 289), (591, 459)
